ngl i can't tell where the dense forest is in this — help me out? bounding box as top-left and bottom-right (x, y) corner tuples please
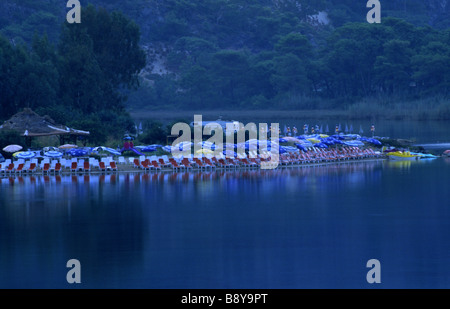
(0, 0), (449, 144)
(0, 5), (146, 143)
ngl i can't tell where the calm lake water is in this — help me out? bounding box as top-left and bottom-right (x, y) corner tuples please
(1, 157), (450, 289)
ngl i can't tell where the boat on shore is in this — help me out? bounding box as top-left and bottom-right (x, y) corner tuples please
(386, 151), (420, 161)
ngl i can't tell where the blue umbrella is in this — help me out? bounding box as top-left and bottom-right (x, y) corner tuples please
(14, 151), (36, 159)
(68, 149), (88, 157)
(223, 150), (237, 157)
(141, 146), (157, 152)
(224, 143), (236, 150)
(314, 143), (329, 149)
(162, 146), (171, 153)
(295, 144), (308, 152)
(44, 151), (63, 158)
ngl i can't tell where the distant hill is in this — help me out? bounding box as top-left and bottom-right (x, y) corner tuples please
(1, 0), (449, 112)
(1, 0), (448, 45)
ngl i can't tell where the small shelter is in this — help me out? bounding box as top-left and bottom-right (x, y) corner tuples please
(0, 108), (90, 147)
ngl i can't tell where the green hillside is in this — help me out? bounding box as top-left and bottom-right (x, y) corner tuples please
(0, 0), (449, 127)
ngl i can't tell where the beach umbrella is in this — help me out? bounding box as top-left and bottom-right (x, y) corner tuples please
(141, 146), (157, 152)
(223, 150), (237, 157)
(92, 146), (106, 152)
(197, 141), (216, 150)
(44, 151), (63, 158)
(283, 136), (303, 143)
(224, 143), (236, 150)
(59, 144), (78, 149)
(295, 144), (307, 152)
(196, 149), (214, 155)
(68, 148), (88, 157)
(174, 141), (193, 152)
(3, 145), (22, 153)
(93, 146), (121, 155)
(43, 146), (58, 152)
(13, 151), (36, 159)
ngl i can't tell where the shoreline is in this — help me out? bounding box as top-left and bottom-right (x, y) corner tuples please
(1, 157), (387, 178)
(128, 108), (450, 122)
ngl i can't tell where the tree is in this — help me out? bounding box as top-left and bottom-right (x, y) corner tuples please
(58, 5), (146, 121)
(412, 41), (450, 94)
(374, 40), (413, 94)
(275, 33), (312, 59)
(210, 50), (250, 106)
(271, 53), (308, 94)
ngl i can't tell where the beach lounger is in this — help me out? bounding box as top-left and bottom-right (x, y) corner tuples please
(27, 163), (37, 174)
(169, 159), (184, 171)
(83, 161), (91, 173)
(193, 158), (209, 170)
(110, 161), (118, 171)
(42, 163), (51, 175)
(150, 160), (161, 171)
(15, 163), (25, 175)
(70, 162), (78, 173)
(140, 160), (151, 171)
(181, 158), (193, 170)
(54, 163), (62, 174)
(158, 158), (171, 168)
(5, 163), (15, 175)
(133, 159), (142, 169)
(99, 161), (108, 172)
(204, 157), (216, 169)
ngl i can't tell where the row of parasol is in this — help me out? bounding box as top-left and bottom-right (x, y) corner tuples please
(2, 144), (89, 159)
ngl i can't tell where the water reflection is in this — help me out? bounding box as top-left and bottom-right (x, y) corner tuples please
(2, 159), (447, 288)
(1, 160), (384, 196)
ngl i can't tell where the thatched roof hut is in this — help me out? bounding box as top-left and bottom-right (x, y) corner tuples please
(0, 108), (89, 137)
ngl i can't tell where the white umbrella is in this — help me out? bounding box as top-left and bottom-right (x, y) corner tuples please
(3, 145), (23, 153)
(59, 144), (78, 149)
(43, 146), (58, 152)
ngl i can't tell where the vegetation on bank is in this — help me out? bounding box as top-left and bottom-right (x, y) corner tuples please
(0, 5), (146, 145)
(129, 17), (450, 113)
(1, 1), (449, 147)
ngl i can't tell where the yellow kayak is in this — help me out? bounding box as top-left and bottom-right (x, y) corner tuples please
(386, 151), (419, 161)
